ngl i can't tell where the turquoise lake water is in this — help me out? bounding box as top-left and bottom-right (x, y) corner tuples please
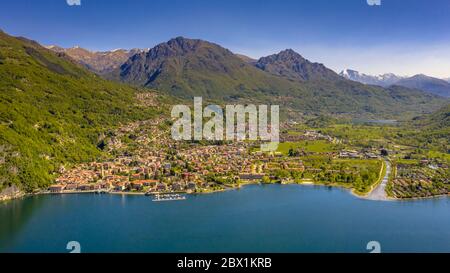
(1, 184), (449, 253)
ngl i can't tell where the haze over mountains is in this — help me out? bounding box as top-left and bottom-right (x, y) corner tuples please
(340, 69), (450, 98)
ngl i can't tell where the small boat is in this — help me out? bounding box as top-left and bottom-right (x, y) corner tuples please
(152, 193), (186, 202)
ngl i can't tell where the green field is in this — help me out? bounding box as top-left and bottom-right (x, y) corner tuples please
(277, 140), (338, 154)
(427, 151), (450, 162)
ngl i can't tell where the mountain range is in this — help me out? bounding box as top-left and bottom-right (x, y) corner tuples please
(106, 37), (447, 119)
(340, 69), (450, 98)
(47, 40), (450, 101)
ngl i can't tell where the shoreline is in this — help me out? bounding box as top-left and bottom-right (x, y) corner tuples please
(1, 181), (448, 203)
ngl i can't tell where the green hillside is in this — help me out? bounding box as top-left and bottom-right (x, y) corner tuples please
(410, 103), (450, 153)
(0, 31), (162, 191)
(418, 103), (450, 129)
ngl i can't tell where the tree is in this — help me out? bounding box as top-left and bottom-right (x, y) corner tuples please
(262, 176), (271, 184)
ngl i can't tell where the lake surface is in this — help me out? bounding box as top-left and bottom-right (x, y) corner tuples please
(351, 119), (398, 125)
(1, 184), (450, 253)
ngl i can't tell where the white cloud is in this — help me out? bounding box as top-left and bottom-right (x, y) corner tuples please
(66, 0), (81, 6)
(367, 0), (381, 6)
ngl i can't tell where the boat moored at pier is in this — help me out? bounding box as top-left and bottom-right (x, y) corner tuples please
(152, 193), (186, 202)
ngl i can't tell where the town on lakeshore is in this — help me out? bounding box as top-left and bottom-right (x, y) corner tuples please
(46, 116), (449, 200)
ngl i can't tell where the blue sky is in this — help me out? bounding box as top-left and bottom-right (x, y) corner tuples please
(1, 0), (450, 77)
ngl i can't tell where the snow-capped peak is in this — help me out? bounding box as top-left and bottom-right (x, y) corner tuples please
(340, 69), (405, 87)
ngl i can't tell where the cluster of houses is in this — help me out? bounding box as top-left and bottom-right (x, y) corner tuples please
(49, 118), (392, 195)
(281, 130), (336, 143)
(338, 149), (379, 159)
(51, 155), (197, 194)
(391, 165), (449, 198)
(51, 139), (311, 194)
